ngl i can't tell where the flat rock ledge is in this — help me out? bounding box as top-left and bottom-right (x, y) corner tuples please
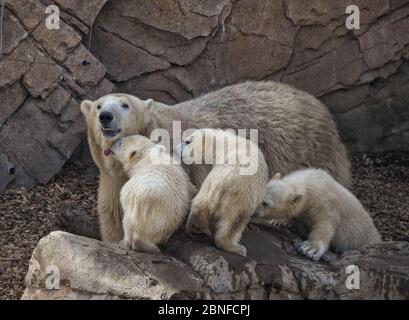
(22, 225), (409, 300)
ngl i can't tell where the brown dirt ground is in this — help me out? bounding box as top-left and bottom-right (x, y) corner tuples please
(0, 152), (408, 300)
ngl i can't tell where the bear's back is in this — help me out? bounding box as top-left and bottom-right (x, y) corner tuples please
(173, 81), (351, 188)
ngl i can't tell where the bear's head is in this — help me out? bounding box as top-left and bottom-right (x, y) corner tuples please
(80, 94), (154, 146)
(254, 173), (303, 224)
(110, 135), (169, 176)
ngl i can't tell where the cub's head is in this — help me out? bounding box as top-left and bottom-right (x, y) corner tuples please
(80, 94), (154, 145)
(254, 173), (303, 225)
(174, 129), (218, 164)
(109, 135), (155, 172)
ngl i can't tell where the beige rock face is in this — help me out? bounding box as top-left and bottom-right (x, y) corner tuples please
(22, 228), (409, 300)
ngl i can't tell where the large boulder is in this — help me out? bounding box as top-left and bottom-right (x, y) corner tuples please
(22, 226), (409, 300)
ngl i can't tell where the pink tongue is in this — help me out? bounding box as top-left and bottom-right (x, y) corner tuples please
(103, 149), (111, 156)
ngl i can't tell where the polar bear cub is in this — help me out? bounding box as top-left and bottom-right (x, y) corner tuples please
(255, 169), (381, 261)
(175, 128), (269, 256)
(110, 135), (195, 253)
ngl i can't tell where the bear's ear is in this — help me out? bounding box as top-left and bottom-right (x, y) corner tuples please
(80, 100), (93, 117)
(144, 98), (154, 109)
(288, 193), (302, 206)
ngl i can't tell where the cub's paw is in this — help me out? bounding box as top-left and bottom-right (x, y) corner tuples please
(186, 215), (211, 237)
(118, 239), (131, 250)
(132, 239), (161, 253)
(270, 219), (284, 227)
(229, 244), (247, 257)
(216, 241), (247, 257)
(297, 240), (327, 261)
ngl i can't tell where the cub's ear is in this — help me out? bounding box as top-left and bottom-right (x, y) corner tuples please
(288, 193), (302, 206)
(272, 173), (281, 180)
(80, 100), (93, 117)
(145, 98), (154, 109)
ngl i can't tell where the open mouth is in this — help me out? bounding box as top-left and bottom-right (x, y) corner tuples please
(101, 127), (121, 138)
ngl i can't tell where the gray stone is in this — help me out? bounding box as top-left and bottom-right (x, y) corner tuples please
(49, 116), (86, 159)
(59, 206), (100, 240)
(92, 29), (170, 82)
(232, 0), (296, 47)
(1, 0), (409, 191)
(359, 5), (409, 69)
(0, 38), (33, 88)
(32, 19), (81, 62)
(0, 3), (114, 191)
(0, 98), (63, 185)
(212, 35), (292, 84)
(63, 45), (106, 87)
(95, 5), (209, 66)
(36, 85), (71, 116)
(116, 70), (193, 105)
(85, 78), (115, 101)
(23, 231), (207, 300)
(285, 0), (389, 28)
(59, 98), (81, 124)
(22, 49), (64, 98)
(4, 0), (45, 30)
(22, 227), (409, 300)
(0, 9), (28, 55)
(0, 150), (15, 191)
(108, 0), (232, 40)
(0, 81), (28, 126)
(390, 0), (409, 10)
(53, 0), (108, 27)
(283, 41), (367, 96)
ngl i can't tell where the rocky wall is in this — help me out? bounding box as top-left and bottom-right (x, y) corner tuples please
(1, 0), (409, 191)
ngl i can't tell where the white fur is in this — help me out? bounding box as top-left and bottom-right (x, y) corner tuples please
(256, 168), (381, 261)
(179, 129), (269, 256)
(112, 135), (194, 252)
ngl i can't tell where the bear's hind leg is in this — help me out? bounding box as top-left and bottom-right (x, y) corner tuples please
(214, 212), (249, 257)
(186, 202), (211, 237)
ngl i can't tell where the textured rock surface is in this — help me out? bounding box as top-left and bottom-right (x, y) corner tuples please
(0, 0), (114, 192)
(92, 0), (409, 153)
(1, 0), (409, 192)
(22, 228), (409, 300)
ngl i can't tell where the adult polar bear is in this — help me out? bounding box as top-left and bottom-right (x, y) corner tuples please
(80, 81), (351, 242)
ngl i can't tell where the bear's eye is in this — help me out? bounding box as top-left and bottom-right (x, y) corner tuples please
(122, 103), (129, 109)
(130, 151), (137, 159)
(185, 140), (191, 145)
(262, 201), (269, 207)
(97, 104), (101, 110)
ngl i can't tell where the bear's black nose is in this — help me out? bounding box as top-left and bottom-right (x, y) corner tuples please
(99, 111), (113, 125)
